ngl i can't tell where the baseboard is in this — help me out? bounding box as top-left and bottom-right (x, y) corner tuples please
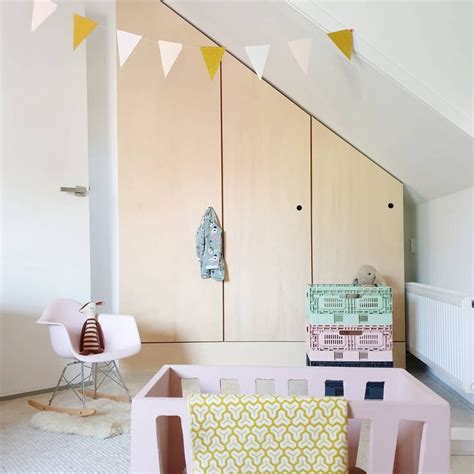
(451, 427), (474, 456)
(425, 364), (474, 408)
(0, 381), (92, 402)
(408, 347), (473, 406)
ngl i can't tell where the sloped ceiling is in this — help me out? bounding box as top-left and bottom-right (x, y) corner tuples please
(164, 0), (473, 202)
(289, 0), (473, 137)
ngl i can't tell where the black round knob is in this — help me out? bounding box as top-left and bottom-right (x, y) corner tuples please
(296, 205), (302, 211)
(388, 203), (394, 209)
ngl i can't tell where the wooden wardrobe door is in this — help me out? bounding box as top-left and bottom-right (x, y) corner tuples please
(312, 119), (405, 343)
(223, 56), (311, 342)
(117, 1), (222, 342)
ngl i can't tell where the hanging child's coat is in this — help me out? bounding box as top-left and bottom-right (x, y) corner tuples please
(196, 207), (225, 281)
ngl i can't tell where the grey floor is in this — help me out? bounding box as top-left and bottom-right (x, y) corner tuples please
(406, 353), (473, 473)
(406, 354), (473, 431)
(0, 374), (146, 473)
(0, 360), (473, 473)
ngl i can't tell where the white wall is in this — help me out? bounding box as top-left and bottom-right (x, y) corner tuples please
(0, 0), (91, 396)
(403, 190), (417, 283)
(413, 187), (473, 295)
(85, 0), (118, 315)
(0, 0), (117, 397)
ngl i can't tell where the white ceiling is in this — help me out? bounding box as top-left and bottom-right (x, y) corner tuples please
(165, 0), (473, 202)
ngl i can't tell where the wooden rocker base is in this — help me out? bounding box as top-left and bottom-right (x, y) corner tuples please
(27, 399), (96, 417)
(78, 389), (130, 403)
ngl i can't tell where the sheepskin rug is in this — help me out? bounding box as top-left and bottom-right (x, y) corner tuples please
(30, 399), (130, 439)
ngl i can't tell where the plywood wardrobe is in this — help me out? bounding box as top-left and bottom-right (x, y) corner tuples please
(117, 0), (222, 343)
(118, 0), (406, 369)
(222, 55), (311, 342)
(312, 120), (405, 344)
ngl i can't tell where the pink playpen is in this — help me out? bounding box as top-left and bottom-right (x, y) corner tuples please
(131, 365), (450, 473)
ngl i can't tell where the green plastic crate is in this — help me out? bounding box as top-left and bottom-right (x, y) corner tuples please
(306, 284), (393, 325)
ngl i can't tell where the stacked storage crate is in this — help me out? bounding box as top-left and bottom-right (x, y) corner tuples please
(305, 284), (393, 367)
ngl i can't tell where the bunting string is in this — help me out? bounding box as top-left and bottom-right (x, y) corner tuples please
(30, 0), (354, 82)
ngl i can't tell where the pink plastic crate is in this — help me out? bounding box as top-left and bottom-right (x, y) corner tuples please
(308, 323), (392, 349)
(131, 365), (450, 474)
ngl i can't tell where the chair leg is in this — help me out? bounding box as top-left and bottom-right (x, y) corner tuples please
(112, 360), (131, 402)
(92, 362), (98, 398)
(48, 365), (68, 406)
(80, 362), (86, 409)
(29, 361), (95, 417)
(47, 360), (90, 408)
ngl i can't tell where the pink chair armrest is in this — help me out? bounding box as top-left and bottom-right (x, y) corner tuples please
(97, 314), (141, 358)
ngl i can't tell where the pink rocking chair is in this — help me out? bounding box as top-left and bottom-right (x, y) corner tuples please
(28, 298), (141, 416)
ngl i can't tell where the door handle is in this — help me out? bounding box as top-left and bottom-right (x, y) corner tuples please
(60, 185), (88, 197)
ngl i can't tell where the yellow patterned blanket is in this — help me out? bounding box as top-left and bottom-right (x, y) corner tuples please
(188, 394), (348, 473)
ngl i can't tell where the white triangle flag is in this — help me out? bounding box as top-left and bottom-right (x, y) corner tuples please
(117, 30), (142, 67)
(244, 44), (270, 80)
(288, 38), (312, 74)
(158, 40), (183, 77)
(31, 0), (57, 32)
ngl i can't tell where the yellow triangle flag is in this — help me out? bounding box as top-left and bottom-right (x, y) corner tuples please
(73, 13), (97, 50)
(200, 46), (225, 80)
(327, 29), (353, 60)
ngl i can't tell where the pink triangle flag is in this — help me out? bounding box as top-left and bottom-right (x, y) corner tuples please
(31, 0), (58, 32)
(288, 38), (312, 74)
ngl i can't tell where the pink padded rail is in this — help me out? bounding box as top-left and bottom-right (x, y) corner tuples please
(131, 365), (450, 474)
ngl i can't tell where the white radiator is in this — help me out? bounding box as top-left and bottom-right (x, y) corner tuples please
(406, 283), (474, 403)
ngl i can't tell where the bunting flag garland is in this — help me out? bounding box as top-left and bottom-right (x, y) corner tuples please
(200, 46), (225, 80)
(31, 0), (57, 32)
(244, 44), (270, 80)
(158, 40), (183, 77)
(73, 14), (97, 50)
(117, 30), (142, 67)
(327, 29), (353, 60)
(288, 38), (312, 74)
(32, 4), (359, 78)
